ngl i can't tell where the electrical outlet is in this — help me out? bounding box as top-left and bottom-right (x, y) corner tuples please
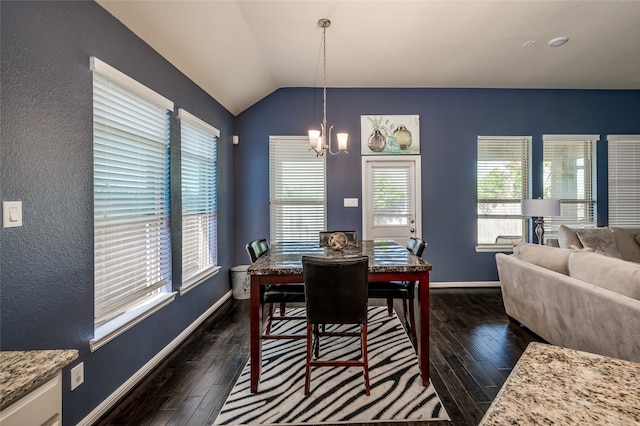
(71, 362), (84, 391)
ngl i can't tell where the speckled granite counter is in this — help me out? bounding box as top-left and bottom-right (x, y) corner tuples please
(480, 342), (640, 425)
(0, 350), (78, 409)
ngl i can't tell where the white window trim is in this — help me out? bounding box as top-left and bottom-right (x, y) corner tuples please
(91, 56), (175, 350)
(178, 108), (220, 293)
(476, 136), (531, 251)
(90, 291), (177, 352)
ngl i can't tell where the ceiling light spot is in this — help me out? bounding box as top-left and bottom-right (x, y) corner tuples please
(549, 37), (569, 47)
(522, 41), (537, 48)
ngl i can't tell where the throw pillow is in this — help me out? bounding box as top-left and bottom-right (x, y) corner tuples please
(558, 225), (582, 249)
(513, 243), (571, 275)
(636, 234), (640, 247)
(575, 228), (622, 259)
(610, 227), (640, 263)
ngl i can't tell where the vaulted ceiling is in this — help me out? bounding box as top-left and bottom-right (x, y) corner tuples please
(97, 1), (640, 115)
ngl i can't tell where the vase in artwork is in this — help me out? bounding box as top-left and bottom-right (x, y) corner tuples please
(368, 130), (386, 152)
(394, 125), (412, 150)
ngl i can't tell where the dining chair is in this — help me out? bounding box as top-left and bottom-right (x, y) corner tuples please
(367, 236), (426, 347)
(301, 255), (370, 395)
(245, 239), (305, 339)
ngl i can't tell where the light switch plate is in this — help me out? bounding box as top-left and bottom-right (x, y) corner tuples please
(3, 201), (22, 228)
(344, 198), (359, 207)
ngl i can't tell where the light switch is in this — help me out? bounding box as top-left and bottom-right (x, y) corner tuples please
(344, 198), (359, 207)
(3, 201), (23, 228)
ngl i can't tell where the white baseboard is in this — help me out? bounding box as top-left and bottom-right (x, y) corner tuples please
(430, 281), (500, 288)
(77, 290), (232, 426)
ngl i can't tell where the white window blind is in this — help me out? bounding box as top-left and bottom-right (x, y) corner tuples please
(543, 135), (598, 236)
(477, 136), (531, 245)
(92, 57), (173, 327)
(608, 135), (640, 227)
(371, 163), (413, 226)
(269, 136), (326, 242)
(179, 109), (219, 287)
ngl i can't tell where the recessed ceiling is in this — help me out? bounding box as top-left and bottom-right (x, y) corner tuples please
(97, 1), (640, 115)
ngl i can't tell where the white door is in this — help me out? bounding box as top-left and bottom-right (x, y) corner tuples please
(362, 156), (421, 245)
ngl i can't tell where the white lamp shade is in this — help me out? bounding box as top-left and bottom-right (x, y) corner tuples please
(521, 199), (561, 217)
(336, 132), (348, 151)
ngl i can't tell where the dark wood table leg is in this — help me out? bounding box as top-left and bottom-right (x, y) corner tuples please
(250, 275), (262, 393)
(418, 270), (430, 385)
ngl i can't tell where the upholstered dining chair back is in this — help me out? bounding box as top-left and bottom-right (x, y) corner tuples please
(302, 255), (369, 325)
(246, 238), (269, 263)
(407, 236), (426, 258)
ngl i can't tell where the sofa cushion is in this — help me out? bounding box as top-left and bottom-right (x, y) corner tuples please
(568, 251), (640, 300)
(575, 227), (622, 258)
(513, 243), (571, 275)
(558, 225), (582, 249)
(611, 227), (640, 263)
(636, 234), (640, 246)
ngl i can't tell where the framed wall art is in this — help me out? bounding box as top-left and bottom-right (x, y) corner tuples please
(360, 115), (420, 155)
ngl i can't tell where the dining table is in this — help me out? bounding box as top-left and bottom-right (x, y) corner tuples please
(247, 239), (433, 393)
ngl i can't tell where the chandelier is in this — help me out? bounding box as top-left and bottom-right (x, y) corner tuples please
(308, 18), (348, 156)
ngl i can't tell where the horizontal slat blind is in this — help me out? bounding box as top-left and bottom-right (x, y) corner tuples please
(477, 136), (530, 245)
(371, 163), (412, 226)
(92, 59), (172, 326)
(269, 136), (326, 242)
(180, 109), (219, 285)
(608, 135), (640, 227)
(543, 135), (597, 235)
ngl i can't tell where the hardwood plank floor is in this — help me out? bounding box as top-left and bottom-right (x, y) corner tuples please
(95, 288), (544, 426)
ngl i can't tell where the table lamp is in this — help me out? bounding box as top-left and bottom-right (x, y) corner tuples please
(521, 198), (561, 245)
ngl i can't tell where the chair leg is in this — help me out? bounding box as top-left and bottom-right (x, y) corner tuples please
(408, 298), (417, 348)
(386, 298), (393, 316)
(264, 303), (274, 335)
(279, 303), (286, 316)
(313, 324), (320, 358)
(305, 323), (313, 395)
(362, 324), (370, 396)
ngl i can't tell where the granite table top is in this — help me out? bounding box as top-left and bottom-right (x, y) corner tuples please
(248, 240), (432, 276)
(479, 342), (640, 425)
(0, 350), (79, 410)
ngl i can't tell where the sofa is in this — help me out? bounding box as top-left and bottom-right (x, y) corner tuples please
(496, 229), (640, 363)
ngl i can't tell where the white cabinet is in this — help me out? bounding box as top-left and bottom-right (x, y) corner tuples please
(0, 372), (61, 426)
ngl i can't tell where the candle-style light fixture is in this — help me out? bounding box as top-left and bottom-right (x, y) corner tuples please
(308, 18), (348, 156)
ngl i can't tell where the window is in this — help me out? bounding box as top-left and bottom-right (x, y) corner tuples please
(543, 135), (598, 236)
(179, 109), (220, 290)
(269, 136), (326, 242)
(477, 136), (531, 248)
(91, 57), (174, 345)
(608, 135), (640, 227)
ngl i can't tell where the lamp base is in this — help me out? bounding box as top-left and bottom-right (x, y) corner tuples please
(534, 218), (545, 245)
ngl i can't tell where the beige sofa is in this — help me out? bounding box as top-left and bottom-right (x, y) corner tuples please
(496, 241), (640, 363)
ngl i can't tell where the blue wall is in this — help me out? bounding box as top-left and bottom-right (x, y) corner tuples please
(2, 1), (640, 425)
(235, 88), (640, 281)
(1, 2), (235, 424)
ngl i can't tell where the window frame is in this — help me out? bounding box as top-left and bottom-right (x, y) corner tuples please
(90, 57), (176, 352)
(542, 134), (598, 240)
(607, 135), (640, 227)
(178, 108), (221, 293)
(476, 136), (531, 251)
(269, 136), (326, 242)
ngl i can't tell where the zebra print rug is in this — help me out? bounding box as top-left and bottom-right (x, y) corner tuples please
(214, 307), (449, 425)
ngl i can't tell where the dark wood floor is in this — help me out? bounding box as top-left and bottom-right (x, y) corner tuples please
(95, 288), (544, 426)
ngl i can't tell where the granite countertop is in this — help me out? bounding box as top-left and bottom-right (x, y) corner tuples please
(0, 350), (79, 410)
(480, 342), (640, 425)
(248, 240), (432, 276)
